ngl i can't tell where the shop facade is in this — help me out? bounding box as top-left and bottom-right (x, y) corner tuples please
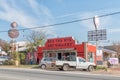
(37, 37), (96, 64)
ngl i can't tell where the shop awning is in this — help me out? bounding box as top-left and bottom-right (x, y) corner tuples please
(42, 48), (76, 53)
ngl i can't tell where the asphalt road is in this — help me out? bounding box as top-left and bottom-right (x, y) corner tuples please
(0, 68), (120, 80)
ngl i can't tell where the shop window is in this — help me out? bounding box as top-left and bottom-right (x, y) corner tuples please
(61, 53), (69, 61)
(44, 53), (49, 57)
(60, 52), (76, 61)
(44, 53), (57, 59)
(58, 53), (62, 60)
(88, 52), (94, 62)
(70, 52), (76, 61)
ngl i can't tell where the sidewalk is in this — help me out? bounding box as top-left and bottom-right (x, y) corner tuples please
(0, 65), (39, 69)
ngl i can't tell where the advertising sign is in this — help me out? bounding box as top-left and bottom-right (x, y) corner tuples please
(43, 37), (75, 50)
(109, 58), (119, 65)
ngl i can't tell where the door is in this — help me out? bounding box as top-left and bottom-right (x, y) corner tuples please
(76, 58), (88, 69)
(58, 53), (62, 60)
(43, 58), (52, 68)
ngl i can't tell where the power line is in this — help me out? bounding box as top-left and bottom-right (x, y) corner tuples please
(1, 11), (120, 33)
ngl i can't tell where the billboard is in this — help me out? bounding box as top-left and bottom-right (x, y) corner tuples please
(88, 29), (107, 41)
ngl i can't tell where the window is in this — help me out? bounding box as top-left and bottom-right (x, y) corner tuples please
(70, 52), (76, 61)
(88, 52), (94, 62)
(79, 58), (85, 62)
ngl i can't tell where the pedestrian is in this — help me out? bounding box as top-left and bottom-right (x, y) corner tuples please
(107, 60), (111, 68)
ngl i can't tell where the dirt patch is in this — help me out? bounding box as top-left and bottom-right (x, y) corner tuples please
(92, 68), (120, 76)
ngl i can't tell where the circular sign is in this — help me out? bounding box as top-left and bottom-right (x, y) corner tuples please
(11, 22), (17, 28)
(8, 29), (19, 38)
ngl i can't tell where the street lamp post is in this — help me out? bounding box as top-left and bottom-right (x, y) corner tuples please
(93, 16), (99, 64)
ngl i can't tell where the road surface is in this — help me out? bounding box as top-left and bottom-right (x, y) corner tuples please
(0, 68), (119, 80)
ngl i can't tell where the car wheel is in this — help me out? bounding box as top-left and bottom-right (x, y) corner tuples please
(41, 64), (46, 69)
(62, 64), (69, 71)
(88, 65), (94, 72)
(58, 68), (63, 70)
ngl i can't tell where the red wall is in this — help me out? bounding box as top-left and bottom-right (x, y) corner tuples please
(87, 45), (96, 52)
(87, 44), (96, 64)
(75, 44), (84, 58)
(37, 47), (43, 60)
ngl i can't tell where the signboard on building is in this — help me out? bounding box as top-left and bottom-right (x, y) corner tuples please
(96, 50), (103, 56)
(43, 37), (76, 50)
(88, 29), (107, 41)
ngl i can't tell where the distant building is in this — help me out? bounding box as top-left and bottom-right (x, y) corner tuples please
(15, 41), (29, 52)
(96, 48), (119, 65)
(0, 51), (7, 56)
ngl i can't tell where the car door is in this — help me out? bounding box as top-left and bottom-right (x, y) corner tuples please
(44, 58), (52, 68)
(76, 58), (88, 69)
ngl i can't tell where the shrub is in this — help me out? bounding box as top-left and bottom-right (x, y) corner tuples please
(19, 53), (26, 64)
(3, 60), (15, 65)
(13, 51), (20, 61)
(96, 66), (107, 71)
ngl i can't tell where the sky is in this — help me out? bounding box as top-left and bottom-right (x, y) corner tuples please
(0, 0), (120, 46)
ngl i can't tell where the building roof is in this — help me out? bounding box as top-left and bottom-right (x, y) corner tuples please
(101, 48), (117, 54)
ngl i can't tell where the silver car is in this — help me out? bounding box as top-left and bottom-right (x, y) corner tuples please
(39, 57), (56, 69)
(0, 56), (8, 64)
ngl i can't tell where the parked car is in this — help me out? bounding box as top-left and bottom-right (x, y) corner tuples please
(0, 56), (9, 64)
(39, 57), (56, 69)
(55, 57), (96, 71)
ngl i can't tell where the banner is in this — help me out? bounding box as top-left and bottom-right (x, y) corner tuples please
(109, 58), (119, 64)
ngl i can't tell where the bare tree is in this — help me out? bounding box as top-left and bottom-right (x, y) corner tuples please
(112, 42), (120, 59)
(25, 31), (46, 64)
(0, 39), (10, 53)
(26, 31), (46, 52)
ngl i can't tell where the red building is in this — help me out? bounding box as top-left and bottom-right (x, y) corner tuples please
(37, 37), (96, 64)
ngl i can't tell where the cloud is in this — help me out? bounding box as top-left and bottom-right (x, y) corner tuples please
(28, 0), (53, 20)
(0, 0), (56, 37)
(55, 11), (81, 19)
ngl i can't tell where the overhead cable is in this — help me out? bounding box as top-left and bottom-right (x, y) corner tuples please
(0, 11), (120, 33)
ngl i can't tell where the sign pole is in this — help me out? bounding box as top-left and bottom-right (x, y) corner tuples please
(93, 16), (99, 64)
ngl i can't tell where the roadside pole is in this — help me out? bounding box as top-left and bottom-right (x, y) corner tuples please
(93, 16), (99, 64)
